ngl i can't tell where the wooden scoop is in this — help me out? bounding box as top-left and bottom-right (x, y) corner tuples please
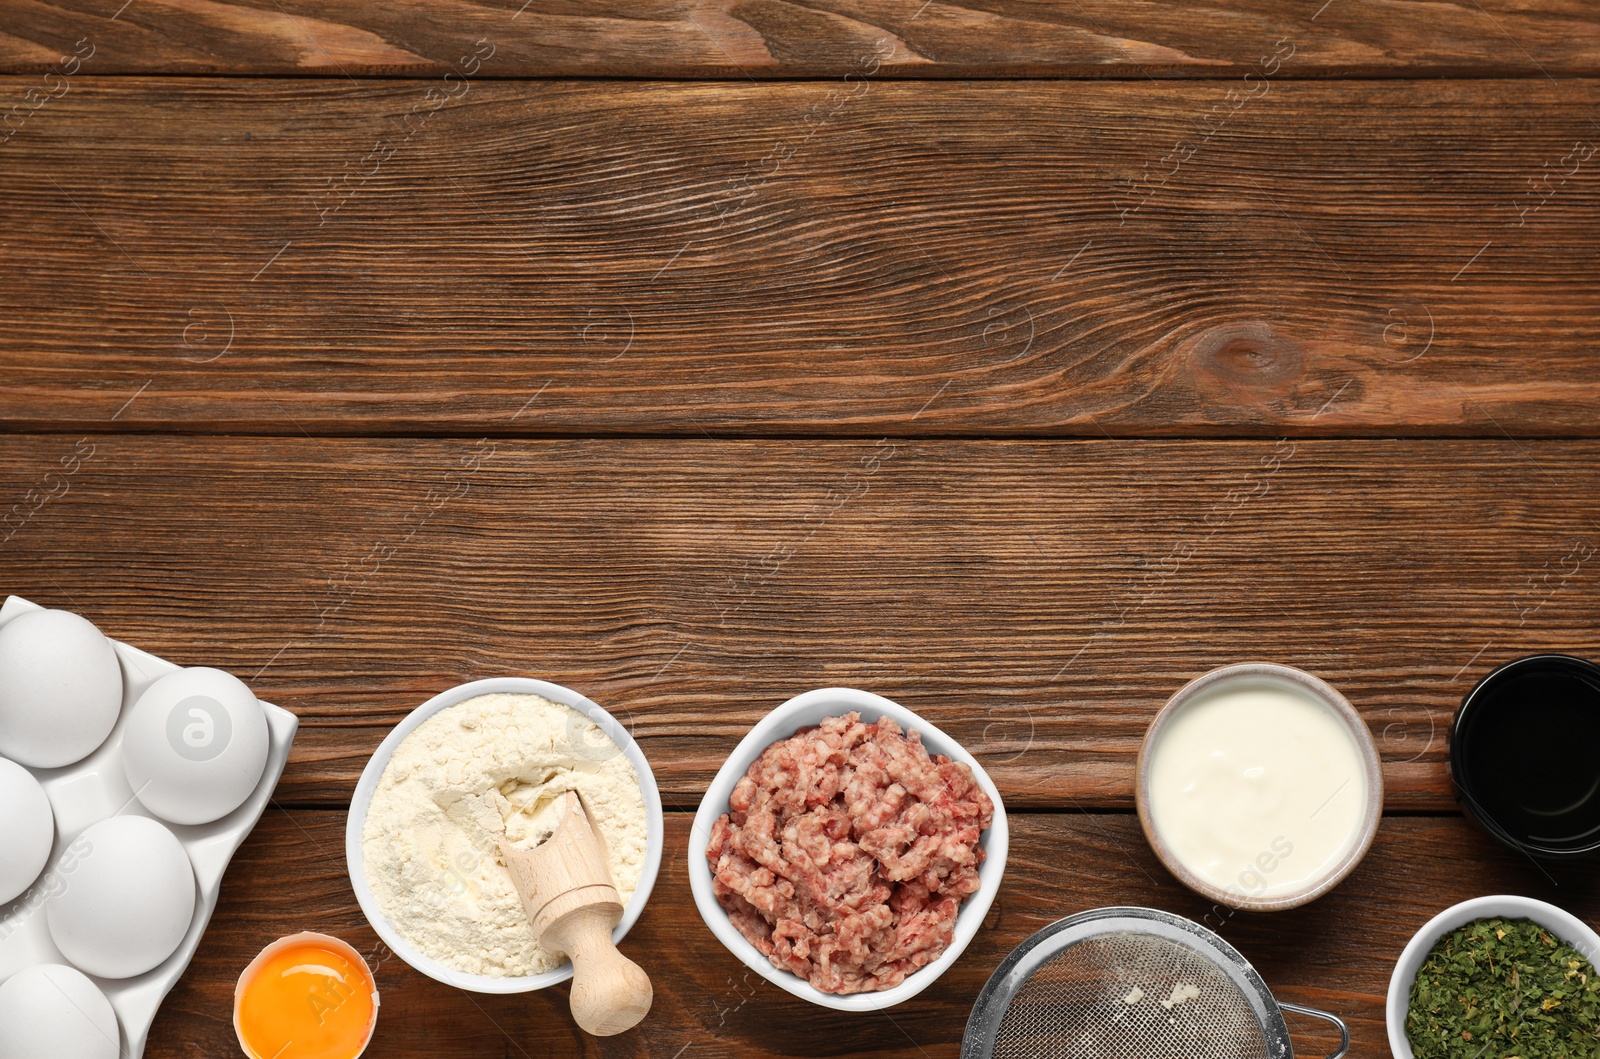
(498, 791), (652, 1036)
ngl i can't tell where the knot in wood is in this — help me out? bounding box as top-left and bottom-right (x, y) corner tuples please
(1188, 321), (1306, 401)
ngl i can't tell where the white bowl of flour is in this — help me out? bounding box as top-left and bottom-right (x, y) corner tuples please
(346, 677), (663, 993)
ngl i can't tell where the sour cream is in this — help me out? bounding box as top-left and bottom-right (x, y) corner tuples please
(1145, 676), (1368, 902)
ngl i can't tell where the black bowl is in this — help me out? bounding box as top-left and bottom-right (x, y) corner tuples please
(1452, 654), (1600, 858)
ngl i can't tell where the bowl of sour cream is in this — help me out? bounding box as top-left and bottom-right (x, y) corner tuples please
(1136, 663), (1383, 911)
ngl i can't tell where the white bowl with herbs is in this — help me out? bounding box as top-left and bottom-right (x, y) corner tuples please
(1388, 894), (1600, 1059)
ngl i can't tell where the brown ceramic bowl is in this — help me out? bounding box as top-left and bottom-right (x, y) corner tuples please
(1135, 663), (1384, 912)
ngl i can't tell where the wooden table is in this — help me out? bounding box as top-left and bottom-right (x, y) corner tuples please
(3, 2), (1600, 1056)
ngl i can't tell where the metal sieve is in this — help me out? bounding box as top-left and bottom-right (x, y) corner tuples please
(961, 907), (1349, 1059)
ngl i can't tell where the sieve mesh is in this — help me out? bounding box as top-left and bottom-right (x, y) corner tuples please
(989, 930), (1270, 1059)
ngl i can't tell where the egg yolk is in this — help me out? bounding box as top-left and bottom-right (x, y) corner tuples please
(236, 939), (376, 1059)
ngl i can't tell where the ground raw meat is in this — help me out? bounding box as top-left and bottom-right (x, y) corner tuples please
(706, 712), (994, 994)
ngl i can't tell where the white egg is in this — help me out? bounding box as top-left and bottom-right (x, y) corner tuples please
(0, 609), (123, 768)
(121, 666), (269, 825)
(0, 756), (54, 904)
(0, 964), (120, 1059)
(46, 816), (196, 979)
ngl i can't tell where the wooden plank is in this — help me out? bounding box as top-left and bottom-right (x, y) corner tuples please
(2, 435), (1597, 811)
(143, 811), (1600, 1058)
(2, 79), (1599, 437)
(4, 0), (1600, 78)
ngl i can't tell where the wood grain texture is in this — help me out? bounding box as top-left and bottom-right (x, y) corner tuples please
(2, 79), (1599, 437)
(2, 5), (1596, 1055)
(3, 435), (1597, 810)
(4, 0), (1600, 78)
(142, 810), (1600, 1059)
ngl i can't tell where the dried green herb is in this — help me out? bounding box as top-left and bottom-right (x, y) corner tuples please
(1407, 917), (1600, 1059)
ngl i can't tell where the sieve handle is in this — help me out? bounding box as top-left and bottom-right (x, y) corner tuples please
(1279, 1002), (1350, 1059)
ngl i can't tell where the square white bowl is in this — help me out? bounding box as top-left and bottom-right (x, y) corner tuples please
(345, 676), (664, 993)
(1387, 894), (1600, 1058)
(689, 686), (1009, 1012)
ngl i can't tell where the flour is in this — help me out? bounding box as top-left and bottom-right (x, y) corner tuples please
(362, 692), (647, 978)
(1161, 983), (1201, 1010)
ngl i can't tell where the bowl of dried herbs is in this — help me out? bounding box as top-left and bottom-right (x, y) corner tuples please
(1389, 895), (1600, 1059)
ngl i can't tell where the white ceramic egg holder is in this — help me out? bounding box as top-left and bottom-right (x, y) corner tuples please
(0, 595), (297, 1059)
